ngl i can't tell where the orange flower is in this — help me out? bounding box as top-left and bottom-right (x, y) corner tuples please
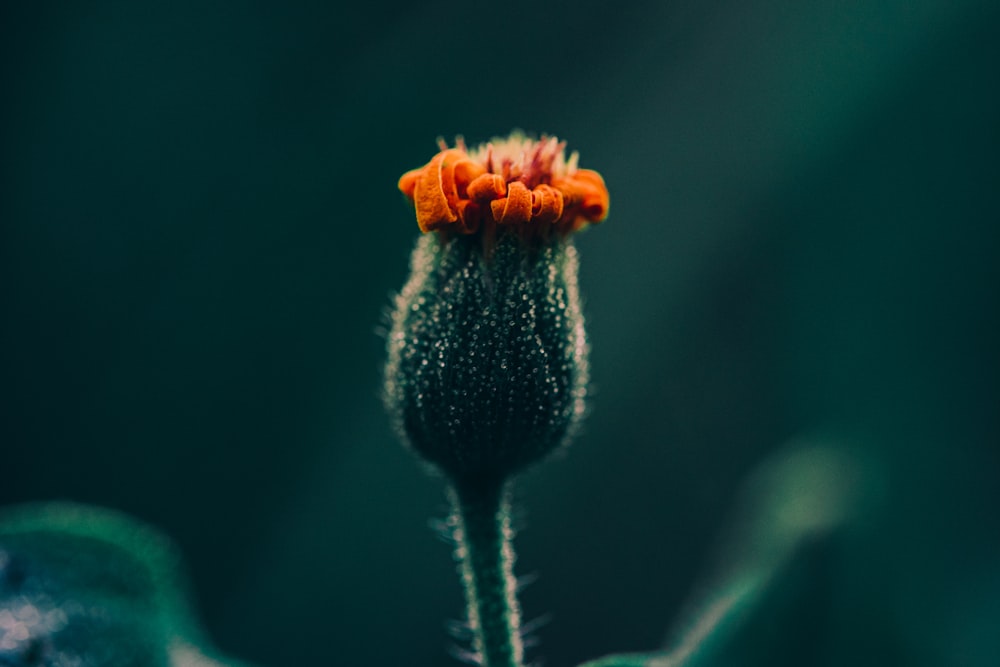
(399, 134), (609, 237)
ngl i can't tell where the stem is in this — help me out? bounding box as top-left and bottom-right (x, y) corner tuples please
(448, 478), (523, 667)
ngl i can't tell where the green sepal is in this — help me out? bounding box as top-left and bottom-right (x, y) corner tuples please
(384, 230), (589, 482)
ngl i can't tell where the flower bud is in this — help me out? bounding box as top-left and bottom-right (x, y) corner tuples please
(384, 134), (608, 483)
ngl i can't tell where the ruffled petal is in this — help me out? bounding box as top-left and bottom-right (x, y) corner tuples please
(490, 181), (533, 225)
(466, 173), (507, 202)
(571, 169), (610, 222)
(398, 169), (420, 199)
(530, 184), (564, 224)
(553, 169), (609, 229)
(453, 159), (486, 199)
(412, 151), (459, 232)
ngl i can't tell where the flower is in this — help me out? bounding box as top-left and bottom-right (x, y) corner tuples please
(385, 133), (608, 483)
(398, 134), (609, 238)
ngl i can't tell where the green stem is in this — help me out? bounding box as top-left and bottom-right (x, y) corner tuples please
(448, 478), (523, 667)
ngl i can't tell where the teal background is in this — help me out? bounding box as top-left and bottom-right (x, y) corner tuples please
(2, 1), (998, 665)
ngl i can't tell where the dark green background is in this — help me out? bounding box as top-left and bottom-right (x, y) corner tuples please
(2, 1), (998, 665)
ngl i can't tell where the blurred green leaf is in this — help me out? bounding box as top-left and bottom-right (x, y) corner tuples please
(578, 440), (871, 667)
(0, 502), (254, 667)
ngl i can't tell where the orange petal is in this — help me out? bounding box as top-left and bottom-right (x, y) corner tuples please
(570, 169), (609, 222)
(453, 159), (486, 198)
(466, 173), (507, 202)
(398, 169), (420, 199)
(440, 150), (472, 210)
(553, 169), (609, 229)
(413, 150), (460, 232)
(530, 184), (564, 224)
(490, 181), (532, 225)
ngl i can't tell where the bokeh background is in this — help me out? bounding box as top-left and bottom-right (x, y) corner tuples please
(2, 1), (998, 665)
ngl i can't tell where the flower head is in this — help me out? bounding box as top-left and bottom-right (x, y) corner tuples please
(398, 133), (609, 239)
(385, 132), (607, 483)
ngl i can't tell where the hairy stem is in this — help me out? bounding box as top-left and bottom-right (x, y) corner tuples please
(449, 478), (523, 667)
